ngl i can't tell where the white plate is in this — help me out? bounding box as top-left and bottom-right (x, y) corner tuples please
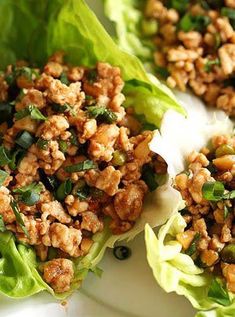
(0, 1), (196, 316)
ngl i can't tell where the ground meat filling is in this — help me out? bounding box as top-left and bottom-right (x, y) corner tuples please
(0, 52), (166, 293)
(144, 0), (235, 115)
(175, 134), (235, 293)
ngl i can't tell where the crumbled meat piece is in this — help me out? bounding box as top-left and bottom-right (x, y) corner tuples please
(85, 166), (121, 196)
(88, 124), (119, 161)
(44, 62), (63, 78)
(36, 115), (69, 140)
(219, 44), (235, 75)
(0, 186), (15, 223)
(114, 181), (148, 221)
(188, 168), (213, 204)
(42, 223), (82, 257)
(46, 79), (84, 106)
(81, 212), (103, 233)
(18, 152), (39, 176)
(43, 258), (74, 293)
(15, 89), (45, 111)
(41, 201), (71, 224)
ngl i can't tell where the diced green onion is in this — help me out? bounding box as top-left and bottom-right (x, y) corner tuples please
(221, 7), (235, 19)
(185, 232), (200, 256)
(15, 131), (34, 149)
(142, 164), (158, 192)
(8, 148), (26, 170)
(91, 188), (104, 199)
(87, 69), (97, 84)
(60, 72), (70, 85)
(155, 65), (170, 80)
(0, 215), (6, 232)
(141, 19), (158, 36)
(64, 160), (96, 173)
(19, 191), (40, 206)
(76, 185), (90, 200)
(87, 105), (117, 123)
(0, 102), (13, 124)
(0, 170), (8, 186)
(0, 146), (11, 166)
(36, 138), (49, 150)
(204, 58), (220, 73)
(59, 140), (68, 153)
(10, 200), (29, 237)
(215, 144), (235, 157)
(170, 0), (189, 13)
(69, 128), (78, 146)
(202, 181), (225, 201)
(56, 179), (72, 201)
(178, 14), (210, 32)
(112, 150), (127, 166)
(13, 182), (43, 206)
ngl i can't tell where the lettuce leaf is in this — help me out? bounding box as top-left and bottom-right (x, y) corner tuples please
(103, 0), (154, 67)
(0, 0), (185, 298)
(0, 0), (184, 127)
(103, 0), (154, 69)
(144, 93), (235, 315)
(0, 231), (50, 298)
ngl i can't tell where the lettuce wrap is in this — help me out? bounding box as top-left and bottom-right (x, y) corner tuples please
(0, 0), (185, 299)
(103, 0), (155, 71)
(145, 93), (235, 316)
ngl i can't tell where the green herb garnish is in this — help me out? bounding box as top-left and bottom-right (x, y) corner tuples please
(8, 148), (26, 170)
(202, 181), (225, 201)
(155, 65), (170, 80)
(87, 105), (117, 123)
(178, 14), (210, 32)
(64, 160), (96, 173)
(0, 146), (12, 166)
(51, 103), (76, 116)
(208, 278), (232, 306)
(87, 69), (97, 84)
(76, 185), (90, 200)
(58, 140), (68, 153)
(14, 104), (47, 121)
(60, 72), (70, 85)
(204, 58), (220, 73)
(221, 7), (235, 28)
(142, 164), (158, 192)
(10, 200), (29, 237)
(0, 215), (6, 232)
(36, 138), (49, 150)
(0, 170), (8, 186)
(185, 232), (200, 256)
(55, 179), (72, 201)
(170, 0), (189, 14)
(69, 128), (78, 146)
(13, 182), (43, 206)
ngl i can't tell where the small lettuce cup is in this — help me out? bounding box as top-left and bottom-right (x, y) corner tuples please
(145, 93), (235, 317)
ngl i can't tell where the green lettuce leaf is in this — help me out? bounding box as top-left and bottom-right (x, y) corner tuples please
(0, 0), (184, 127)
(103, 0), (154, 69)
(0, 231), (49, 298)
(0, 0), (185, 298)
(145, 213), (235, 316)
(144, 93), (235, 316)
